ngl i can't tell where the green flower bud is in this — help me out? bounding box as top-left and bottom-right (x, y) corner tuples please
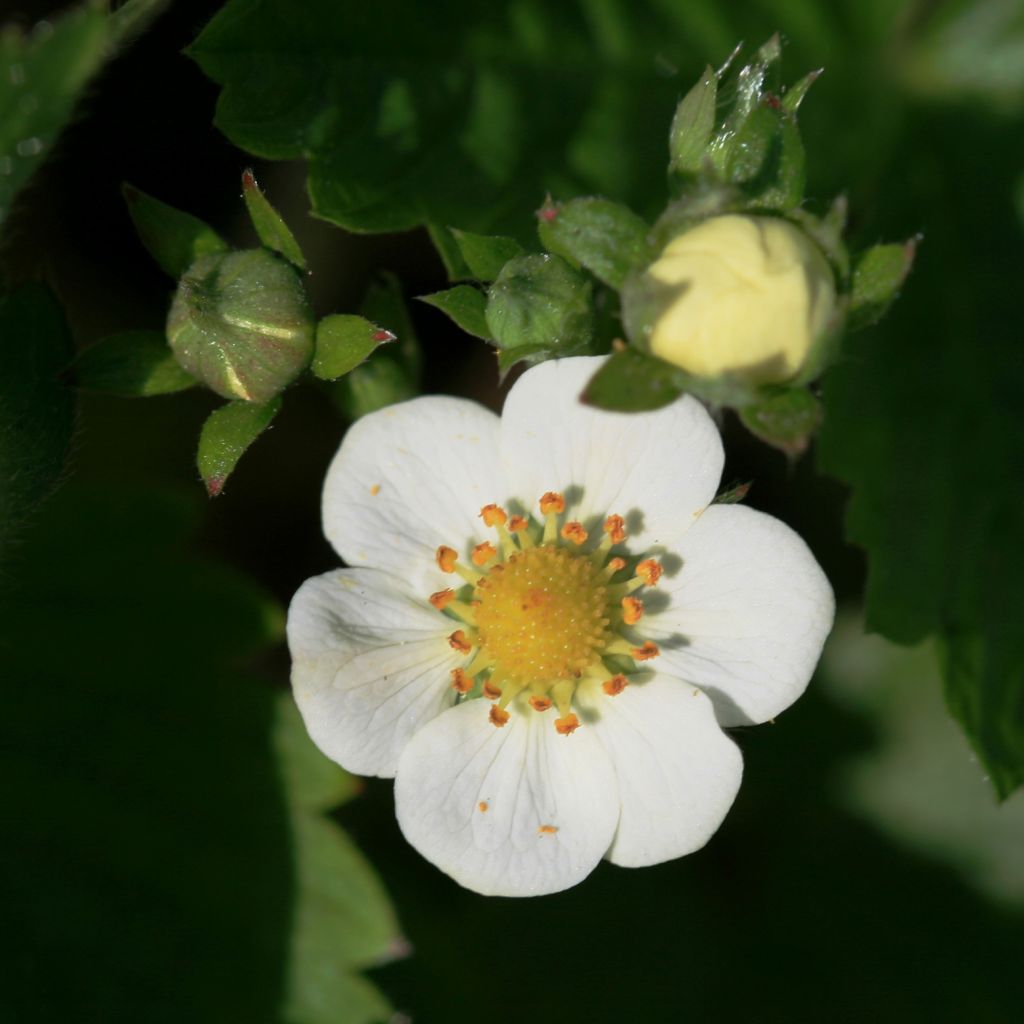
(166, 249), (314, 403)
(624, 214), (836, 385)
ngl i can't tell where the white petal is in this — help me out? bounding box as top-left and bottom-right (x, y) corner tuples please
(578, 674), (743, 868)
(287, 568), (461, 778)
(644, 504), (835, 726)
(395, 698), (619, 896)
(322, 396), (506, 593)
(499, 356), (724, 550)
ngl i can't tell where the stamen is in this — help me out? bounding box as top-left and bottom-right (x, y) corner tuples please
(507, 515), (528, 533)
(603, 515), (626, 544)
(490, 705), (510, 728)
(540, 491), (565, 544)
(636, 559), (663, 587)
(538, 824), (559, 835)
(478, 801), (489, 812)
(472, 541), (498, 566)
(631, 640), (660, 661)
(555, 713), (580, 735)
(551, 678), (575, 717)
(480, 504), (507, 527)
(602, 674), (628, 696)
(602, 556), (627, 579)
(560, 521), (588, 545)
(539, 491), (565, 516)
(621, 596), (644, 625)
(528, 695), (553, 712)
(448, 630), (473, 654)
(451, 668), (474, 693)
(429, 588), (455, 610)
(436, 546), (458, 573)
(482, 678), (503, 700)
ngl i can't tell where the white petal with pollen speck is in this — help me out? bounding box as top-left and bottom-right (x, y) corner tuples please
(322, 397), (506, 593)
(395, 698), (619, 896)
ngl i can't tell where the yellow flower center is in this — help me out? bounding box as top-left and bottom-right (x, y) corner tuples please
(474, 545), (610, 684)
(432, 493), (666, 734)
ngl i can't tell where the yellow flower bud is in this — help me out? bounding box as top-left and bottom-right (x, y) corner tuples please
(642, 214), (836, 383)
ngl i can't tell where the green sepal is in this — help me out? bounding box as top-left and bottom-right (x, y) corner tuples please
(312, 315), (395, 381)
(197, 397), (282, 497)
(537, 197), (654, 290)
(122, 183), (228, 278)
(241, 169), (306, 269)
(70, 329), (196, 396)
(331, 274), (420, 419)
(427, 224), (472, 281)
(485, 254), (594, 370)
(668, 65), (717, 177)
(450, 229), (525, 281)
(782, 68), (823, 114)
(419, 285), (492, 340)
(739, 388), (823, 455)
(581, 349), (685, 412)
(848, 239), (918, 330)
(712, 480), (752, 505)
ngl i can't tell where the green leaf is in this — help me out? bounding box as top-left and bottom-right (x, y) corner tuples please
(188, 0), (696, 240)
(0, 5), (107, 230)
(739, 388), (823, 455)
(273, 698), (403, 1024)
(0, 284), (74, 554)
(537, 197), (653, 290)
(848, 240), (918, 330)
(485, 253), (594, 368)
(71, 329), (195, 396)
(669, 65), (717, 176)
(450, 229), (525, 281)
(0, 484), (399, 1020)
(312, 315), (394, 381)
(197, 397), (282, 496)
(242, 169), (307, 269)
(123, 183), (229, 278)
(419, 285), (492, 340)
(819, 213), (1024, 797)
(581, 348), (684, 412)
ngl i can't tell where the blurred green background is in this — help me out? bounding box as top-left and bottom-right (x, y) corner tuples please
(2, 0), (1023, 1021)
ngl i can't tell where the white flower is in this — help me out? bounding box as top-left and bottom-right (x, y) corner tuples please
(287, 356), (834, 896)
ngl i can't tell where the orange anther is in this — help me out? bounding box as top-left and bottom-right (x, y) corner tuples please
(482, 679), (503, 700)
(621, 596), (644, 625)
(507, 515), (528, 533)
(539, 491), (565, 515)
(602, 674), (628, 696)
(631, 640), (660, 661)
(448, 630), (472, 654)
(555, 713), (580, 735)
(603, 515), (626, 544)
(436, 545), (458, 573)
(560, 521), (588, 545)
(478, 801), (489, 812)
(480, 504), (507, 527)
(490, 705), (510, 728)
(429, 588), (456, 610)
(472, 541), (497, 566)
(528, 695), (553, 712)
(538, 824), (559, 835)
(636, 559), (663, 586)
(606, 557), (627, 573)
(370, 484), (381, 496)
(451, 668), (473, 693)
